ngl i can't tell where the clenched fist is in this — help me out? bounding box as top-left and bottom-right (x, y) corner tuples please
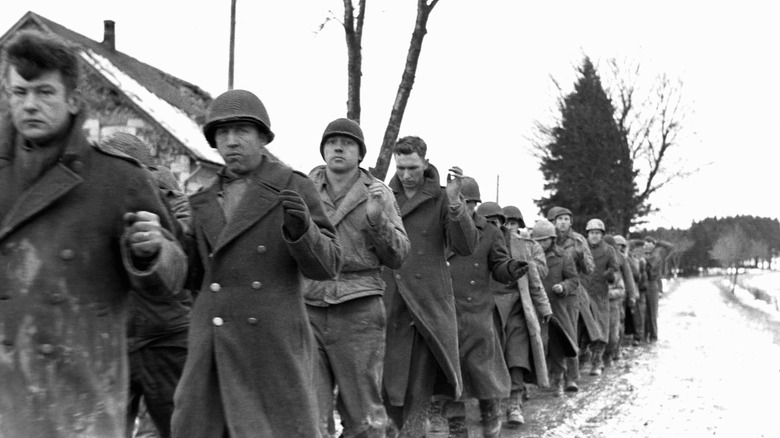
(280, 190), (310, 240)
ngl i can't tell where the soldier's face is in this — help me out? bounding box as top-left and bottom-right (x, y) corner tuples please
(323, 135), (361, 173)
(394, 152), (427, 190)
(506, 219), (521, 233)
(214, 122), (269, 174)
(465, 200), (477, 215)
(539, 237), (554, 251)
(554, 215), (571, 233)
(8, 67), (79, 145)
(588, 230), (604, 245)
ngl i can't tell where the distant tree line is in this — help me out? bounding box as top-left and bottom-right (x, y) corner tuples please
(636, 215), (780, 277)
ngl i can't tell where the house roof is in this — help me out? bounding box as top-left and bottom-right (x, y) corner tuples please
(0, 11), (224, 165)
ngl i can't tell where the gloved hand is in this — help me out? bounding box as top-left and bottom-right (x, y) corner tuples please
(508, 259), (529, 280)
(280, 190), (310, 241)
(604, 269), (616, 283)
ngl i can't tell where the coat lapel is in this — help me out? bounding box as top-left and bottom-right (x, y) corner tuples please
(189, 185), (224, 252)
(0, 163), (82, 241)
(212, 156), (291, 254)
(328, 171), (373, 227)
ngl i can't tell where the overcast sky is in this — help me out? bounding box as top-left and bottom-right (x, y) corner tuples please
(1, 1), (775, 232)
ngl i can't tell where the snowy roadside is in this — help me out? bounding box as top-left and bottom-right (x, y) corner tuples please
(717, 271), (780, 321)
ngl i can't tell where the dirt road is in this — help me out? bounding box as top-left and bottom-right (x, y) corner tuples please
(454, 277), (780, 437)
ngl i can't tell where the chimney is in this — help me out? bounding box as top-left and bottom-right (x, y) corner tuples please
(102, 20), (115, 50)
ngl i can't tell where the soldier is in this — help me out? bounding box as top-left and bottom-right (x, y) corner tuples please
(546, 206), (598, 391)
(303, 118), (410, 438)
(642, 236), (674, 342)
(382, 135), (477, 437)
(171, 90), (342, 438)
(483, 202), (551, 428)
(445, 178), (528, 438)
(0, 30), (186, 437)
(104, 133), (193, 438)
(531, 220), (580, 397)
(603, 234), (637, 367)
(579, 219), (620, 376)
(611, 235), (640, 359)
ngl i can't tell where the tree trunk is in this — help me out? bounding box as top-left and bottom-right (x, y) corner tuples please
(343, 0), (366, 122)
(370, 0), (439, 180)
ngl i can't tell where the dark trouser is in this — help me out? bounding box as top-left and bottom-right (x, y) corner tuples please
(645, 285), (659, 341)
(633, 292), (646, 341)
(605, 300), (622, 362)
(127, 345), (188, 438)
(308, 296), (388, 438)
(384, 330), (454, 438)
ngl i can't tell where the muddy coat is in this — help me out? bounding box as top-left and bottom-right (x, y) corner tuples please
(383, 165), (477, 404)
(172, 156), (341, 438)
(448, 214), (514, 400)
(541, 245), (580, 356)
(0, 114), (186, 438)
(494, 232), (552, 387)
(580, 241), (620, 338)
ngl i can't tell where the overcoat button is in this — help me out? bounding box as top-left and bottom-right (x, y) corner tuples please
(71, 160), (84, 173)
(208, 253), (214, 259)
(210, 283), (221, 292)
(251, 281), (262, 290)
(414, 273), (422, 279)
(446, 262), (450, 267)
(256, 245), (267, 253)
(0, 294), (10, 300)
(395, 274), (401, 280)
(212, 317), (224, 327)
(418, 250), (424, 256)
(59, 249), (75, 260)
(247, 317), (258, 325)
(421, 231), (428, 236)
(473, 263), (479, 268)
(469, 280), (476, 285)
(39, 344), (55, 354)
(466, 297), (473, 302)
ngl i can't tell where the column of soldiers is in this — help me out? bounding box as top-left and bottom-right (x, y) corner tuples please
(0, 29), (672, 438)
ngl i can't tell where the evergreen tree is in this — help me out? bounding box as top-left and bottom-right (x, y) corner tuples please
(536, 57), (638, 235)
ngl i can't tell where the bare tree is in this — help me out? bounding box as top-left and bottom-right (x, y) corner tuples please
(370, 0), (440, 180)
(343, 0), (366, 122)
(607, 58), (700, 219)
(709, 226), (753, 292)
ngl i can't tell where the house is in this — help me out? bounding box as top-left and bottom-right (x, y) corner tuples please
(0, 11), (224, 193)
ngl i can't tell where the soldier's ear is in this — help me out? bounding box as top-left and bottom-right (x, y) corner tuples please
(423, 158), (429, 170)
(66, 88), (82, 115)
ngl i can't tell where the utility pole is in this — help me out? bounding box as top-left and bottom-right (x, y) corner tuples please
(228, 0), (237, 90)
(496, 174), (500, 203)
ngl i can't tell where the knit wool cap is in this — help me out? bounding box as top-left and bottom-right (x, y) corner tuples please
(320, 118), (366, 161)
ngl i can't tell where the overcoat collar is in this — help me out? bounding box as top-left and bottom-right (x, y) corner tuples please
(310, 165), (374, 227)
(448, 212), (484, 259)
(190, 154), (292, 254)
(389, 164), (442, 217)
(0, 112), (89, 242)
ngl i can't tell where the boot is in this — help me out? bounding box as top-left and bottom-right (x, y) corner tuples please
(590, 351), (603, 376)
(479, 399), (501, 438)
(447, 415), (467, 438)
(550, 372), (564, 397)
(505, 390), (524, 428)
(426, 399), (448, 435)
(564, 377), (579, 392)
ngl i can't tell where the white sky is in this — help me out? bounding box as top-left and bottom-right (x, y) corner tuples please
(1, 0), (776, 231)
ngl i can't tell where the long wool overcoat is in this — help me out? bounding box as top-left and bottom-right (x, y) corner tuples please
(383, 166), (477, 405)
(557, 230), (605, 343)
(580, 241), (620, 339)
(540, 245), (580, 357)
(0, 114), (186, 438)
(171, 156), (341, 438)
(494, 233), (551, 388)
(448, 214), (514, 400)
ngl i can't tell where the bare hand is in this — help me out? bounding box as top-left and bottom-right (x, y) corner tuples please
(552, 284), (564, 295)
(541, 313), (552, 324)
(445, 166), (464, 204)
(366, 181), (385, 225)
(125, 211), (163, 259)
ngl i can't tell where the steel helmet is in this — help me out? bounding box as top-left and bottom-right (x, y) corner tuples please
(460, 177), (481, 203)
(531, 220), (556, 241)
(547, 206), (573, 222)
(585, 218), (605, 232)
(203, 89), (274, 147)
(614, 235), (628, 247)
(320, 118), (366, 161)
(502, 205), (526, 228)
(476, 201), (504, 222)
